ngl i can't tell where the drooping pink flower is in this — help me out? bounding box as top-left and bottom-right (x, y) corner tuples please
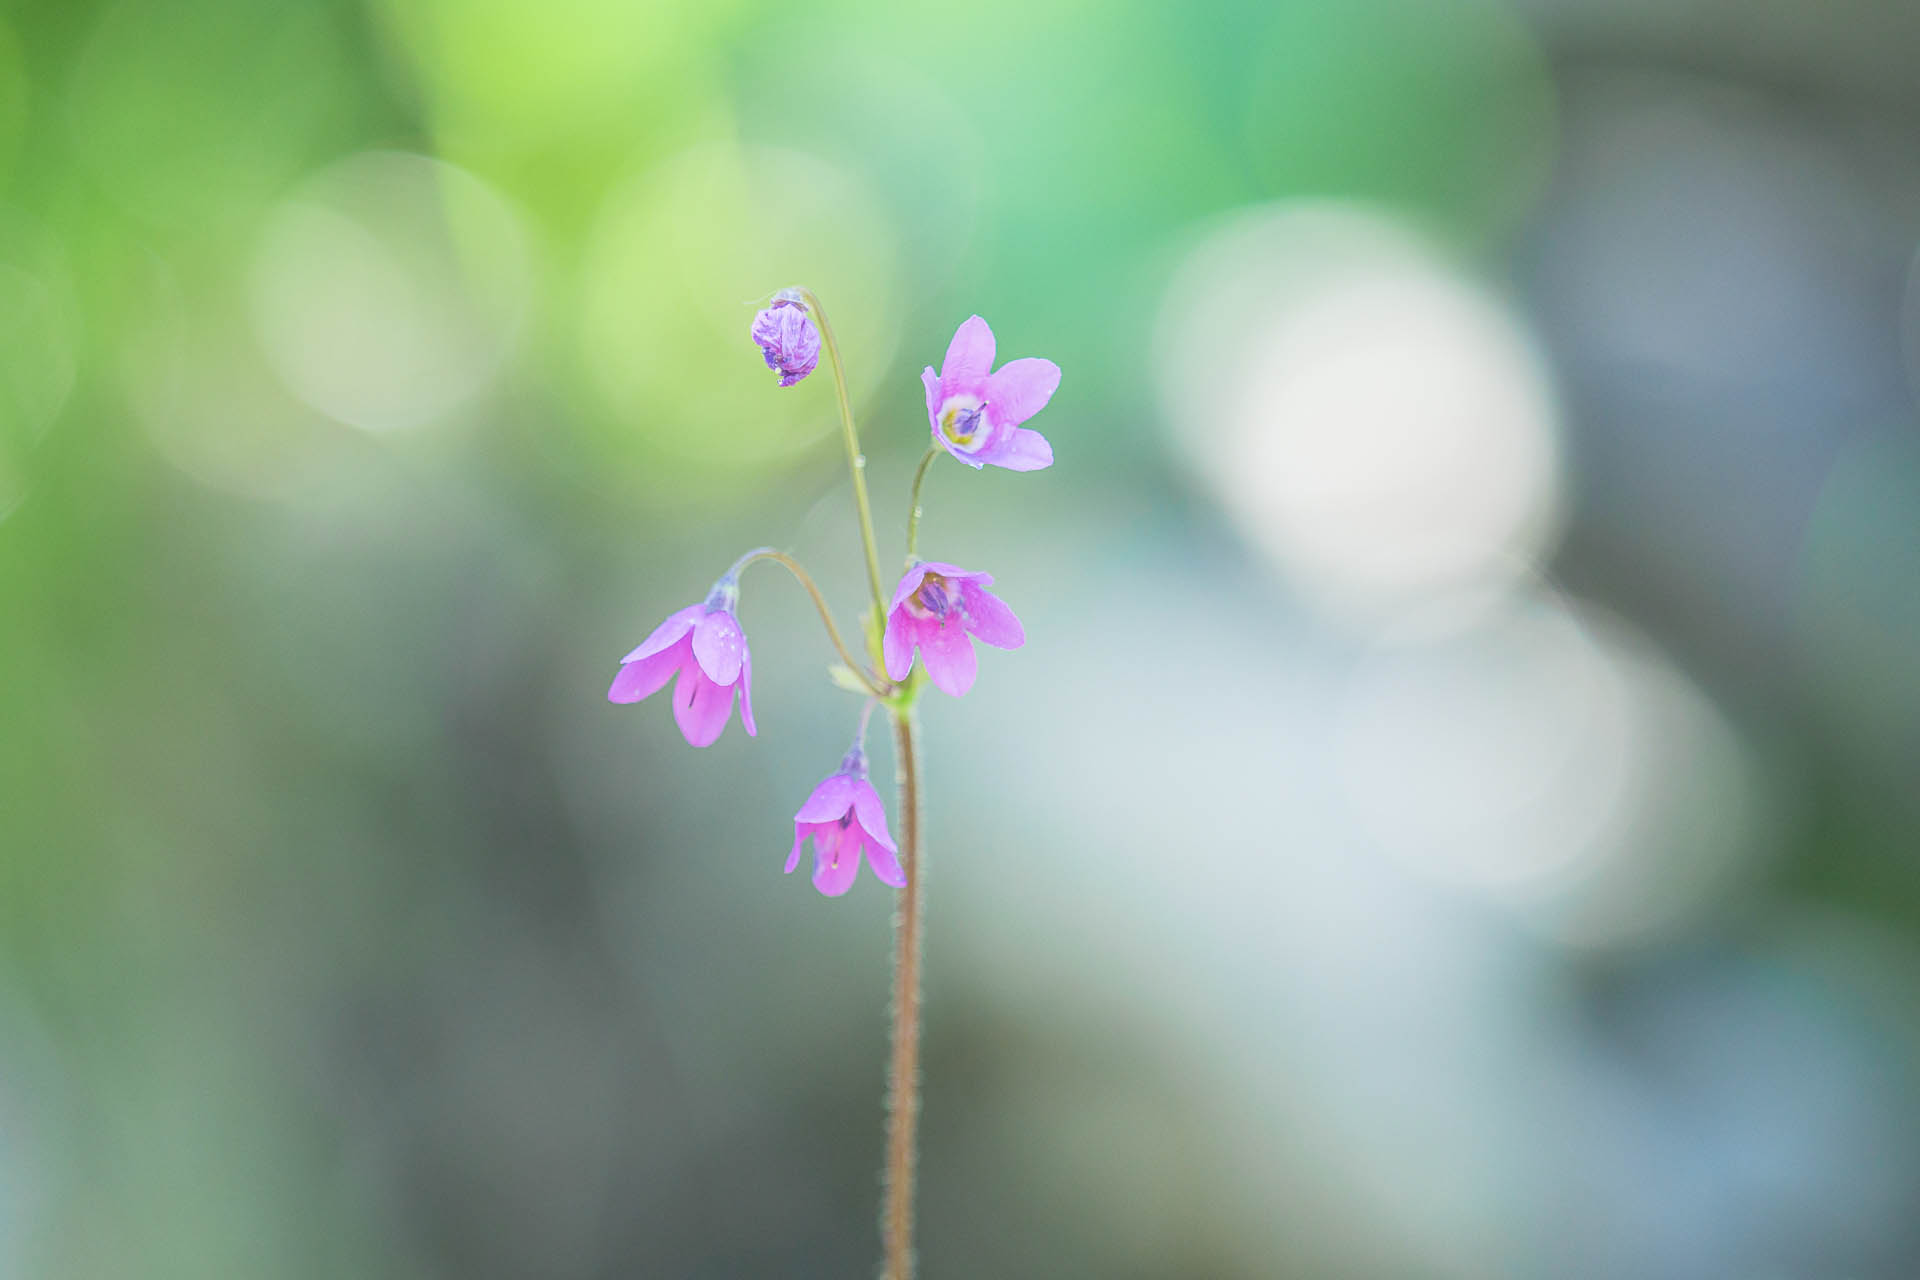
(883, 561), (1025, 697)
(922, 315), (1059, 471)
(787, 742), (904, 897)
(608, 572), (757, 747)
(750, 289), (820, 387)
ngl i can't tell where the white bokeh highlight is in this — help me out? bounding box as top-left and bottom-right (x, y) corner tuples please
(1157, 202), (1564, 621)
(1334, 591), (1767, 943)
(250, 151), (531, 433)
(126, 264), (347, 503)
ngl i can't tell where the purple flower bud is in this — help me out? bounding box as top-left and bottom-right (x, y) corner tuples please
(750, 289), (820, 388)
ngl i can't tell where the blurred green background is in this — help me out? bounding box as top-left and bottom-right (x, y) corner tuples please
(5, 0), (1920, 1275)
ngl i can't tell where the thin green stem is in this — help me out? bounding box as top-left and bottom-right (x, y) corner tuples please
(904, 446), (939, 565)
(881, 708), (924, 1280)
(735, 548), (886, 697)
(796, 288), (888, 635)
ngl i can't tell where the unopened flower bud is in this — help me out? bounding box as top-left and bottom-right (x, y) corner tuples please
(750, 288), (820, 388)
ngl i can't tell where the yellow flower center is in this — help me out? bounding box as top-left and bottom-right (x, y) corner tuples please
(939, 399), (986, 448)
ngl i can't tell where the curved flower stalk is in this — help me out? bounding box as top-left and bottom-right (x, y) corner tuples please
(605, 293), (1058, 1280)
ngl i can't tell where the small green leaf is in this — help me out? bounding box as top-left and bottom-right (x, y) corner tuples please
(827, 664), (871, 695)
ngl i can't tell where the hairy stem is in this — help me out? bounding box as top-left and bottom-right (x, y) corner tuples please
(904, 446), (939, 565)
(736, 548), (886, 697)
(882, 709), (925, 1280)
(797, 288), (888, 636)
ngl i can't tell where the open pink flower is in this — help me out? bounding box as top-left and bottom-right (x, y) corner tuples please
(787, 744), (904, 897)
(883, 561), (1025, 697)
(922, 316), (1059, 471)
(608, 574), (756, 747)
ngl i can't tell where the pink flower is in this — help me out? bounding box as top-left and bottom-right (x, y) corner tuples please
(788, 744), (904, 897)
(883, 561), (1025, 697)
(750, 289), (820, 387)
(608, 573), (757, 748)
(922, 315), (1059, 471)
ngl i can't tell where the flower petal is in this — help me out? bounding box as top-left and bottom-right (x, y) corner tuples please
(813, 824), (861, 897)
(850, 779), (896, 853)
(865, 832), (907, 889)
(883, 606), (917, 682)
(961, 582), (1025, 650)
(938, 436), (987, 469)
(985, 357), (1060, 428)
(671, 667), (736, 747)
(621, 604), (701, 664)
(608, 643), (685, 703)
(922, 366), (942, 426)
(889, 563), (931, 611)
(794, 773), (856, 824)
(920, 617), (978, 697)
(737, 644), (757, 737)
(939, 315), (995, 393)
(786, 822), (812, 874)
(976, 427), (1053, 472)
(691, 609), (745, 685)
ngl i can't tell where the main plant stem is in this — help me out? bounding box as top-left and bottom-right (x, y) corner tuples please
(798, 288), (888, 626)
(882, 708), (925, 1280)
(795, 287), (924, 1277)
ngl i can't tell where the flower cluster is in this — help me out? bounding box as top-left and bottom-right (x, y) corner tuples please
(609, 298), (1059, 895)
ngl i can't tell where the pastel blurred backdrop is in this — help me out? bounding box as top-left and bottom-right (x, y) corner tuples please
(5, 0), (1920, 1275)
